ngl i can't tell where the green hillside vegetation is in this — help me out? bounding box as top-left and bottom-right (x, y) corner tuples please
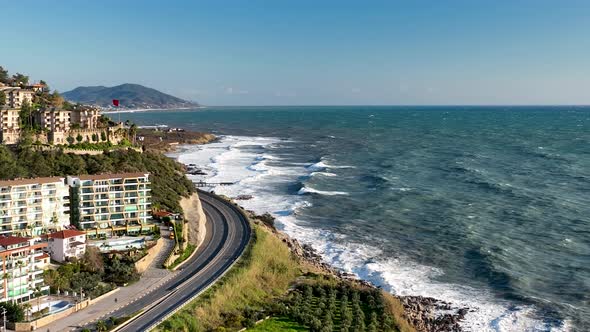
(0, 145), (193, 212)
(157, 223), (415, 332)
(247, 317), (307, 331)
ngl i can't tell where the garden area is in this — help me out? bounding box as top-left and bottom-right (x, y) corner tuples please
(43, 246), (140, 299)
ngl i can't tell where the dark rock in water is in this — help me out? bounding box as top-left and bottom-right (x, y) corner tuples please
(235, 195), (254, 200)
(186, 164), (207, 175)
(400, 295), (466, 332)
(187, 169), (207, 175)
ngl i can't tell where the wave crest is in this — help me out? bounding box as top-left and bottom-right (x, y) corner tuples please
(298, 185), (349, 196)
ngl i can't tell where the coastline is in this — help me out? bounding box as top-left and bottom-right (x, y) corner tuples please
(243, 210), (467, 332)
(161, 131), (574, 332)
(168, 138), (467, 331)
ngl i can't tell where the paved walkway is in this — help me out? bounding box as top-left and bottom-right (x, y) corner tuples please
(41, 232), (176, 332)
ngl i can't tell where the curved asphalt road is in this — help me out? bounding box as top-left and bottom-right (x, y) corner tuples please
(99, 190), (251, 332)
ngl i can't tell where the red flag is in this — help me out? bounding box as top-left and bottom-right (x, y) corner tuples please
(112, 99), (120, 107)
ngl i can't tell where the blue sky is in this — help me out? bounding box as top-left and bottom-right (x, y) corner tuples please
(2, 1), (590, 105)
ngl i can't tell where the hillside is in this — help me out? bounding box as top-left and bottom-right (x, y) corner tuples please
(62, 83), (198, 109)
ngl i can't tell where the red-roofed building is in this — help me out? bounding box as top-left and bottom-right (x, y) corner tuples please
(0, 236), (49, 302)
(152, 211), (173, 219)
(46, 230), (86, 263)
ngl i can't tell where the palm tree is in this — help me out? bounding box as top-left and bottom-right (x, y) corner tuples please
(16, 260), (25, 303)
(26, 222), (34, 237)
(3, 272), (12, 303)
(33, 286), (42, 315)
(21, 302), (32, 322)
(51, 211), (59, 231)
(96, 320), (108, 332)
(129, 123), (137, 145)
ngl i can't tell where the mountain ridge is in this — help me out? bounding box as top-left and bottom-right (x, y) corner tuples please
(62, 83), (198, 109)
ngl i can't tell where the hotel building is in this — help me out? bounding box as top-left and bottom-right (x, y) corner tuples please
(67, 173), (153, 238)
(0, 236), (50, 303)
(0, 178), (70, 237)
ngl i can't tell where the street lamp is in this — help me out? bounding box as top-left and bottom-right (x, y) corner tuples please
(2, 307), (6, 332)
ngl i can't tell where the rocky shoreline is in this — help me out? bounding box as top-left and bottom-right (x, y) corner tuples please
(247, 211), (468, 332)
(138, 128), (216, 152)
(178, 148), (469, 332)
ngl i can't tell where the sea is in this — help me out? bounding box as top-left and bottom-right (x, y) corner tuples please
(122, 106), (589, 331)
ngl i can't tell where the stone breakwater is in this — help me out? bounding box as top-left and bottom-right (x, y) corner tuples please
(248, 211), (468, 332)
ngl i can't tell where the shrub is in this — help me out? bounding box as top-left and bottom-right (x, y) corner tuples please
(0, 302), (24, 322)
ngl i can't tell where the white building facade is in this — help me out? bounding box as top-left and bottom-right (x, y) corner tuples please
(0, 236), (50, 303)
(0, 177), (70, 237)
(46, 230), (86, 263)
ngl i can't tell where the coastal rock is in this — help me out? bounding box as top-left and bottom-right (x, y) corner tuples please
(400, 296), (466, 332)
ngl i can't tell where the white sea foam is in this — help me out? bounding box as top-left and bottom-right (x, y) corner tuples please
(171, 135), (570, 332)
(297, 186), (349, 196)
(310, 171), (338, 177)
(307, 160), (355, 172)
(307, 161), (330, 171)
(391, 187), (413, 192)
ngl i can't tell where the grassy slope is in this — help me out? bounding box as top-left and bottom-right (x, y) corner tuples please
(248, 317), (307, 332)
(157, 224), (299, 331)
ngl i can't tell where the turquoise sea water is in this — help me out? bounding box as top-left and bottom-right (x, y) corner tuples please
(123, 106), (589, 331)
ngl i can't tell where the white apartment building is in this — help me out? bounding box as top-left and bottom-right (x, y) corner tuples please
(0, 236), (50, 303)
(0, 87), (35, 109)
(67, 173), (153, 238)
(35, 109), (71, 132)
(0, 178), (70, 237)
(0, 108), (20, 144)
(35, 109), (72, 144)
(46, 230), (86, 263)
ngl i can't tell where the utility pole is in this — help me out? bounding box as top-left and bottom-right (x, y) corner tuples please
(2, 307), (6, 332)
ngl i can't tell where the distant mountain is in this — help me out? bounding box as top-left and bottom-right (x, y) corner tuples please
(62, 83), (198, 109)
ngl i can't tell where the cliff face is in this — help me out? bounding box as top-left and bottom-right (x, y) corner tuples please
(180, 193), (207, 248)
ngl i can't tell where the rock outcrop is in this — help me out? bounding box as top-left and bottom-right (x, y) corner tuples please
(180, 193), (207, 248)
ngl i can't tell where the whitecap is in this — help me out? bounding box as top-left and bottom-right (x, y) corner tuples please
(391, 187), (412, 192)
(297, 186), (349, 196)
(310, 171), (338, 177)
(307, 160), (355, 171)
